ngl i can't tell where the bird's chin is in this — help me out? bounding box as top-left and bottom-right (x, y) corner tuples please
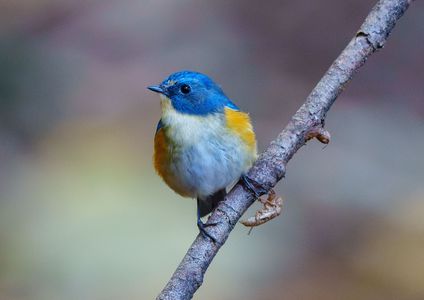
(160, 94), (174, 113)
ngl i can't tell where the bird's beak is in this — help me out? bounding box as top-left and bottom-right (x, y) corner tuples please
(147, 85), (165, 95)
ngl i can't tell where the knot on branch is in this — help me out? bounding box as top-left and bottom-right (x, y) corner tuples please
(356, 31), (384, 51)
(305, 126), (331, 144)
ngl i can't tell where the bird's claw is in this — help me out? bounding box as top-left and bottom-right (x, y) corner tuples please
(197, 219), (218, 243)
(240, 174), (268, 199)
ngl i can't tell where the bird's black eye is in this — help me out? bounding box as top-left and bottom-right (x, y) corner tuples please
(180, 84), (191, 94)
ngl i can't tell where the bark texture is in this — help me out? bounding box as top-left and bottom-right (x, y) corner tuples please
(157, 0), (414, 299)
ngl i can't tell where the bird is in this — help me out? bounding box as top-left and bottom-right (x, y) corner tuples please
(148, 71), (257, 241)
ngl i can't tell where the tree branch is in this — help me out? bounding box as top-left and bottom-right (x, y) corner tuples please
(156, 0), (413, 299)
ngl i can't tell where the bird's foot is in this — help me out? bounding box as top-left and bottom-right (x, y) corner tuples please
(240, 174), (268, 199)
(197, 219), (218, 243)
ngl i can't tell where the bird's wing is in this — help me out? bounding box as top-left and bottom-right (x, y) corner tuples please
(224, 100), (240, 111)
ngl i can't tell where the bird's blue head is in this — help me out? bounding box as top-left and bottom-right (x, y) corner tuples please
(148, 71), (238, 116)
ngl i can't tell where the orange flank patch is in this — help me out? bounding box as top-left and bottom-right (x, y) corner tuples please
(224, 107), (257, 153)
(153, 128), (169, 180)
(153, 128), (192, 197)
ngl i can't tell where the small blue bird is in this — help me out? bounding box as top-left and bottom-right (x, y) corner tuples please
(148, 71), (257, 240)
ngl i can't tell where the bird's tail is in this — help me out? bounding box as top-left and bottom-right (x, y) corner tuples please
(198, 189), (226, 218)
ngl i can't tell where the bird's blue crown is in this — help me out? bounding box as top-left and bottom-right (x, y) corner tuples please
(154, 71), (239, 115)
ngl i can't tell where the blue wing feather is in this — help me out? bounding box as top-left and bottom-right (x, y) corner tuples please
(156, 119), (163, 133)
(225, 100), (240, 111)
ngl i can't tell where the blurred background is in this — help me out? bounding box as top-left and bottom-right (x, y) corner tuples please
(0, 0), (423, 299)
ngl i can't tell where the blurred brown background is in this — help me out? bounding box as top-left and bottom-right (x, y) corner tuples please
(0, 0), (423, 299)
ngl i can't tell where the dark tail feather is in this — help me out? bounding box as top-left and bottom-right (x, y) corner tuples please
(198, 189), (226, 217)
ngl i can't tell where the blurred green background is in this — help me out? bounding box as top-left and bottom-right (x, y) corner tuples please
(0, 0), (423, 299)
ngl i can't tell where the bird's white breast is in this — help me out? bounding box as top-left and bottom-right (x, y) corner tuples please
(159, 95), (249, 198)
